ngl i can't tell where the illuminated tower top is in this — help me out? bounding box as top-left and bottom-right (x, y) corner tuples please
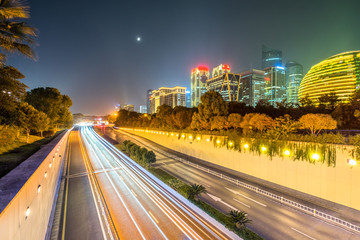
(212, 64), (231, 77)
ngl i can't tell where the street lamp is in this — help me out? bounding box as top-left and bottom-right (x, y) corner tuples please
(311, 153), (320, 160)
(347, 159), (357, 167)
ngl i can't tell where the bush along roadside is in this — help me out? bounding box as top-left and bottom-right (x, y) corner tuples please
(117, 140), (263, 240)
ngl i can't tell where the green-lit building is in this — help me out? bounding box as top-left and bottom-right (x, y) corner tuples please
(299, 51), (360, 103)
(286, 61), (303, 105)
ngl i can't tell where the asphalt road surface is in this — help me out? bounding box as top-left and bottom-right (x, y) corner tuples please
(79, 126), (239, 240)
(112, 128), (360, 240)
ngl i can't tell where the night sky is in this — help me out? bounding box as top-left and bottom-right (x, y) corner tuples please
(8, 0), (360, 115)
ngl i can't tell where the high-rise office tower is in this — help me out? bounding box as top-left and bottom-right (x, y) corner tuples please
(264, 66), (286, 106)
(262, 45), (283, 69)
(206, 72), (241, 102)
(285, 61), (303, 105)
(191, 66), (209, 107)
(185, 90), (191, 108)
(239, 69), (265, 107)
(149, 87), (186, 114)
(146, 89), (153, 114)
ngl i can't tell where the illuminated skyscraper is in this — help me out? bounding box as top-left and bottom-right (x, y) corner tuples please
(285, 61), (303, 105)
(212, 64), (230, 77)
(191, 66), (209, 107)
(146, 89), (153, 114)
(206, 72), (241, 102)
(239, 69), (265, 107)
(262, 45), (283, 69)
(299, 51), (360, 103)
(264, 66), (286, 106)
(149, 86), (186, 114)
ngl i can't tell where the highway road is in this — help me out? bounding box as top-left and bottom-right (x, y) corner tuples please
(111, 128), (360, 240)
(80, 126), (239, 240)
(51, 128), (111, 240)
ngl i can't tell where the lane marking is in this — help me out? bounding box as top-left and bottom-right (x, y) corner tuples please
(291, 227), (317, 240)
(61, 132), (72, 240)
(149, 211), (159, 224)
(233, 198), (250, 208)
(79, 131), (109, 240)
(131, 189), (137, 197)
(226, 187), (267, 207)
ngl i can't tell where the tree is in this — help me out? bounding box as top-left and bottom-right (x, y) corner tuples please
(267, 114), (299, 139)
(318, 92), (339, 111)
(227, 113), (242, 129)
(0, 0), (37, 63)
(299, 114), (337, 135)
(248, 113), (274, 133)
(16, 102), (43, 142)
(211, 116), (229, 130)
(35, 111), (50, 137)
(187, 184), (206, 201)
(229, 210), (251, 228)
(299, 95), (314, 107)
(172, 106), (194, 129)
(0, 66), (26, 125)
(25, 87), (72, 129)
(143, 150), (156, 165)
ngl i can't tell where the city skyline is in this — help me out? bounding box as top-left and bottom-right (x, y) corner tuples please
(8, 0), (360, 115)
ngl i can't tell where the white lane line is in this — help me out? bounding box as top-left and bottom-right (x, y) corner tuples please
(200, 182), (211, 188)
(291, 227), (317, 240)
(226, 187), (267, 207)
(149, 211), (159, 224)
(131, 189), (138, 197)
(233, 198), (250, 208)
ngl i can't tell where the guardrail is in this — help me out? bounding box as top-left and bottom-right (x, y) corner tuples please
(172, 154), (360, 233)
(122, 130), (360, 234)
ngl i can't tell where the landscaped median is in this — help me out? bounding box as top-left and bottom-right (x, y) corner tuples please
(116, 140), (263, 240)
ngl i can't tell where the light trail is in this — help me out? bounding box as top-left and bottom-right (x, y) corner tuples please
(83, 127), (197, 240)
(81, 126), (236, 240)
(89, 128), (230, 240)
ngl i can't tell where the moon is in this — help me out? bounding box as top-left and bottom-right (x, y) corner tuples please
(136, 36), (141, 42)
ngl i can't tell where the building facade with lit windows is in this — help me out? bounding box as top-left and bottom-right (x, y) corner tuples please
(285, 61), (303, 105)
(149, 86), (186, 114)
(146, 89), (153, 114)
(299, 51), (360, 103)
(120, 104), (134, 112)
(206, 72), (241, 102)
(212, 64), (231, 77)
(262, 45), (283, 69)
(191, 66), (209, 107)
(239, 69), (265, 107)
(264, 66), (286, 106)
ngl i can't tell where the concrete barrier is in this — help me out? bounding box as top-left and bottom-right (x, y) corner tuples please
(121, 128), (360, 211)
(0, 130), (70, 240)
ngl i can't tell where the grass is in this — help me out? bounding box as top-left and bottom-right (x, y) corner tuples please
(0, 131), (64, 178)
(115, 143), (263, 240)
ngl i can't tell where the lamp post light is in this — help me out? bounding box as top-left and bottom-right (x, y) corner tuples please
(347, 159), (357, 167)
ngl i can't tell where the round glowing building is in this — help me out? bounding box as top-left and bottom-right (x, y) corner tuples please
(299, 51), (360, 103)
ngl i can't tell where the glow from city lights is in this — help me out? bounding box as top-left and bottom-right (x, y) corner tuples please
(348, 159), (357, 166)
(244, 144), (249, 149)
(311, 153), (320, 160)
(284, 150), (290, 156)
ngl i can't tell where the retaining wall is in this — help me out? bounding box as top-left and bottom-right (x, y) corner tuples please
(0, 130), (70, 240)
(123, 128), (360, 211)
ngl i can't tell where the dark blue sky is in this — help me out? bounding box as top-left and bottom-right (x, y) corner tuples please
(8, 0), (360, 115)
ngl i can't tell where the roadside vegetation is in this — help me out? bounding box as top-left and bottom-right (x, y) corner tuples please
(0, 1), (72, 176)
(117, 140), (263, 240)
(0, 130), (64, 178)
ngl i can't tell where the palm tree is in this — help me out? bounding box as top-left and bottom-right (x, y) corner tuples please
(0, 0), (37, 63)
(187, 184), (206, 201)
(229, 210), (252, 228)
